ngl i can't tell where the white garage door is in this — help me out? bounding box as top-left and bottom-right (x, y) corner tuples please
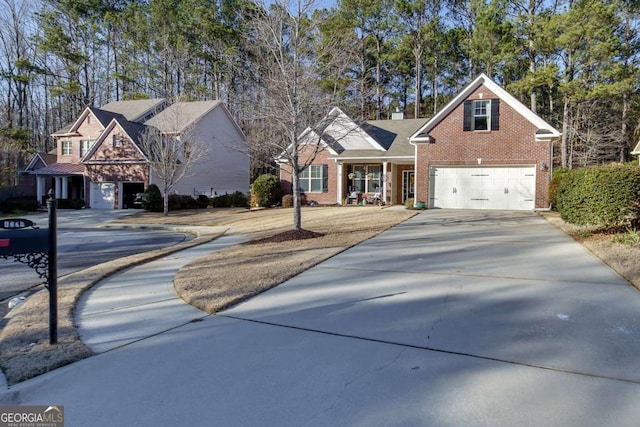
(90, 182), (115, 209)
(429, 166), (536, 210)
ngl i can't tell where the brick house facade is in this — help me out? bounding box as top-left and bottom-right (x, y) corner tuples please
(280, 75), (560, 211)
(410, 74), (560, 210)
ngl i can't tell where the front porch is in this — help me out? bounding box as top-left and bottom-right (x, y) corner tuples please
(336, 161), (415, 206)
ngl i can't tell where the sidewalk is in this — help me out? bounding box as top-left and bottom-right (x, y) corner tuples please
(76, 234), (245, 353)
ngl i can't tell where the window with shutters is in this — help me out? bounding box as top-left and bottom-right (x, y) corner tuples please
(299, 164), (328, 193)
(463, 98), (500, 131)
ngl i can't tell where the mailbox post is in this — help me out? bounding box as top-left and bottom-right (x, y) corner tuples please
(0, 190), (58, 344)
(47, 192), (58, 344)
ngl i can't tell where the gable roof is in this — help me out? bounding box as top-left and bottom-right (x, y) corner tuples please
(632, 140), (640, 156)
(82, 118), (150, 162)
(24, 152), (57, 171)
(330, 118), (426, 160)
(144, 100), (222, 134)
(409, 73), (561, 143)
(277, 107), (426, 163)
(51, 107), (130, 136)
(100, 98), (167, 122)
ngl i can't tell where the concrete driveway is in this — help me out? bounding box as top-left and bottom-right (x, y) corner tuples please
(2, 210), (639, 426)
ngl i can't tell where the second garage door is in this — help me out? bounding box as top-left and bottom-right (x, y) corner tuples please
(429, 166), (536, 210)
(90, 182), (115, 209)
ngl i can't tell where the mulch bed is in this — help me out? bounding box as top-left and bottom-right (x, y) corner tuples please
(246, 229), (325, 244)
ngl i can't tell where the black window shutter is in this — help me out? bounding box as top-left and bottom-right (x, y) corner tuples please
(491, 98), (500, 131)
(463, 100), (472, 131)
(322, 164), (328, 192)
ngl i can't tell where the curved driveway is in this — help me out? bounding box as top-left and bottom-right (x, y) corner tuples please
(2, 210), (640, 426)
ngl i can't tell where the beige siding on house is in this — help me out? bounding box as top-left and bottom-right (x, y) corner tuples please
(151, 105), (249, 197)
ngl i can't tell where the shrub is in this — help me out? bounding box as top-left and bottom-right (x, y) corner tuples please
(281, 193), (307, 208)
(211, 193), (231, 207)
(405, 198), (415, 209)
(196, 194), (210, 208)
(210, 192), (248, 208)
(142, 184), (162, 212)
(549, 167), (570, 209)
(251, 174), (281, 207)
(556, 164), (640, 229)
(168, 194), (198, 211)
(0, 197), (38, 213)
(57, 198), (85, 209)
(229, 191), (249, 207)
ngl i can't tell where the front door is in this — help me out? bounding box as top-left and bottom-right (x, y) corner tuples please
(402, 170), (415, 202)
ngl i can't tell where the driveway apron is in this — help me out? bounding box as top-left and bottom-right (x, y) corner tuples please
(1, 210), (639, 427)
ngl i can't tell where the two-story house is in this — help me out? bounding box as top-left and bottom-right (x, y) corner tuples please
(23, 99), (249, 209)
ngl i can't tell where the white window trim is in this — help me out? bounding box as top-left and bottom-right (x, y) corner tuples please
(80, 140), (94, 157)
(472, 100), (491, 131)
(299, 164), (325, 193)
(61, 140), (72, 155)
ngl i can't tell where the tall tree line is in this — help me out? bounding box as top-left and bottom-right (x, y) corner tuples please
(1, 0), (639, 188)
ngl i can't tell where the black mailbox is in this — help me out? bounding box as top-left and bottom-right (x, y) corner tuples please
(0, 228), (50, 256)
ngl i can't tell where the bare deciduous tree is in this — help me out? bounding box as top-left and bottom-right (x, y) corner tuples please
(140, 106), (208, 215)
(245, 0), (362, 230)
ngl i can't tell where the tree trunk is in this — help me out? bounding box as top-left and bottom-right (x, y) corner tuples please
(561, 96), (570, 168)
(621, 91), (629, 163)
(414, 47), (422, 119)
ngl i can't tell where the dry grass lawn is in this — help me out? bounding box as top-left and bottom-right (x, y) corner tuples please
(540, 211), (640, 289)
(173, 207), (417, 313)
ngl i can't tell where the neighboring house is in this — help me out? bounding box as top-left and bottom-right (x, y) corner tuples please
(18, 152), (57, 202)
(22, 99), (249, 209)
(144, 101), (249, 198)
(631, 140), (640, 159)
(280, 73), (560, 211)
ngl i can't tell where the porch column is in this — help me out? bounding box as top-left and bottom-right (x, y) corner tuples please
(36, 176), (45, 205)
(382, 161), (388, 204)
(54, 177), (62, 199)
(61, 176), (69, 199)
(336, 162), (343, 205)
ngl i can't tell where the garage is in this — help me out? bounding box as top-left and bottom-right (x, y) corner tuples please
(90, 182), (115, 209)
(428, 166), (536, 210)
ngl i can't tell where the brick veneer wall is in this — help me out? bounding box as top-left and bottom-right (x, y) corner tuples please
(56, 113), (106, 164)
(415, 85), (552, 208)
(279, 146), (338, 205)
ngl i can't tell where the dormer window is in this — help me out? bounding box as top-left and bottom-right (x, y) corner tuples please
(463, 98), (500, 131)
